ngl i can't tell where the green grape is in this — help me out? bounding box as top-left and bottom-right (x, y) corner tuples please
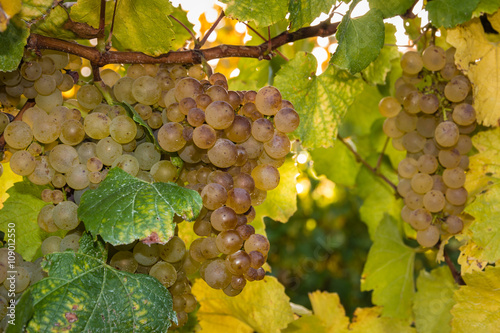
(110, 251), (139, 273)
(111, 154), (140, 176)
(49, 144), (80, 173)
(77, 142), (97, 164)
(134, 103), (153, 120)
(400, 51), (423, 75)
(58, 74), (74, 92)
(255, 86), (282, 116)
(216, 230), (243, 255)
(251, 164), (279, 191)
(404, 190), (424, 210)
(96, 137), (123, 165)
(416, 116), (437, 138)
(43, 50), (69, 69)
(274, 107), (300, 133)
(416, 225), (440, 248)
(174, 77), (202, 101)
(409, 208), (432, 230)
(435, 121), (459, 147)
(444, 75), (470, 102)
(77, 84), (103, 110)
(422, 45), (446, 71)
(200, 237), (220, 259)
(445, 187), (468, 206)
(6, 267), (30, 293)
(100, 68), (121, 87)
(60, 233), (81, 252)
(132, 76), (161, 105)
(66, 163), (90, 190)
(38, 205), (59, 232)
(134, 142), (161, 170)
(157, 122), (186, 152)
(0, 112), (10, 134)
(207, 139), (238, 168)
(28, 156), (55, 185)
(225, 115), (251, 143)
(442, 167), (465, 189)
(438, 148), (461, 168)
(127, 64), (146, 78)
(34, 74), (56, 96)
(149, 261), (177, 287)
(34, 88), (63, 112)
(147, 112), (163, 129)
(395, 110), (417, 132)
(205, 101), (235, 130)
(244, 234), (270, 256)
(411, 172), (433, 194)
(201, 183), (228, 210)
(226, 188), (252, 214)
(4, 121), (33, 149)
(9, 150), (36, 176)
(84, 112), (111, 140)
(133, 242), (160, 266)
(109, 115), (137, 144)
(417, 154), (438, 174)
(203, 258), (231, 289)
(443, 215), (463, 234)
(113, 77), (137, 104)
(383, 117), (404, 138)
(179, 97), (197, 115)
(251, 118), (274, 143)
(206, 85), (229, 102)
(60, 119), (85, 145)
(21, 61), (42, 81)
(452, 103), (476, 126)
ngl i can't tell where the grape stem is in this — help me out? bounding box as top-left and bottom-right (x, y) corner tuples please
(443, 247), (466, 285)
(337, 134), (397, 192)
(0, 100), (36, 151)
(169, 14), (197, 45)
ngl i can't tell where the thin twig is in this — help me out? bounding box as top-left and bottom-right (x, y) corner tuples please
(337, 134), (397, 192)
(99, 0), (106, 34)
(244, 23), (289, 61)
(375, 137), (390, 171)
(443, 248), (466, 285)
(0, 100), (36, 150)
(169, 14), (196, 44)
(106, 0), (119, 50)
(196, 10), (225, 49)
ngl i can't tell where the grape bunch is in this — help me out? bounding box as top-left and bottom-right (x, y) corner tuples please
(380, 45), (475, 248)
(0, 51), (299, 328)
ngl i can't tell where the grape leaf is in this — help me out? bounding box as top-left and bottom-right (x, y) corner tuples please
(0, 163), (22, 209)
(0, 180), (66, 261)
(368, 0), (416, 18)
(113, 0), (175, 56)
(283, 316), (328, 332)
(447, 17), (500, 126)
(70, 0), (115, 28)
(309, 291), (350, 331)
(0, 18), (29, 72)
(31, 5), (77, 39)
(274, 52), (364, 148)
(361, 24), (400, 85)
(463, 129), (500, 262)
(0, 0), (21, 31)
(473, 0), (500, 16)
(414, 266), (458, 333)
(220, 0), (288, 28)
(191, 276), (294, 333)
(78, 168), (202, 246)
(288, 0), (336, 29)
(451, 266), (500, 332)
(348, 307), (416, 332)
(170, 5), (195, 50)
(355, 155), (401, 238)
(457, 242), (489, 274)
(310, 143), (361, 187)
(19, 0), (54, 22)
(228, 58), (271, 91)
(23, 234), (175, 332)
(330, 8), (385, 74)
(426, 0), (480, 28)
(361, 214), (415, 320)
(254, 158), (298, 224)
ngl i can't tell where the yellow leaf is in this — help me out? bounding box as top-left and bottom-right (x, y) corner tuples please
(348, 307), (416, 333)
(451, 266), (500, 332)
(191, 276), (294, 333)
(0, 163), (22, 209)
(488, 10), (500, 33)
(447, 14), (500, 126)
(457, 242), (488, 274)
(309, 291), (350, 332)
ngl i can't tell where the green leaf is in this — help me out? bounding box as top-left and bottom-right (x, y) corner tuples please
(361, 214), (415, 319)
(463, 129), (500, 262)
(355, 155), (401, 238)
(229, 58), (271, 91)
(0, 18), (29, 72)
(78, 168), (202, 245)
(368, 0), (416, 18)
(473, 0), (500, 16)
(220, 0), (288, 27)
(192, 276), (294, 333)
(414, 266), (458, 333)
(426, 0), (481, 28)
(113, 0), (175, 56)
(330, 8), (385, 74)
(5, 288), (34, 333)
(361, 24), (400, 85)
(31, 5), (77, 39)
(310, 142), (361, 187)
(451, 266), (500, 332)
(0, 180), (66, 261)
(20, 0), (54, 21)
(25, 234), (175, 332)
(70, 0), (114, 28)
(288, 0), (336, 29)
(170, 5), (195, 50)
(274, 52), (364, 148)
(254, 158), (298, 223)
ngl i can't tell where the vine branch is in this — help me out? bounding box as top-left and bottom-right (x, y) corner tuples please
(26, 20), (340, 66)
(443, 248), (466, 285)
(196, 10), (225, 49)
(337, 134), (397, 192)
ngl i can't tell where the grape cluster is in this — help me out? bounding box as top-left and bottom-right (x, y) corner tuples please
(380, 45), (475, 248)
(0, 51), (298, 327)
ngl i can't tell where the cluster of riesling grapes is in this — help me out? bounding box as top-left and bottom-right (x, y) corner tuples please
(0, 49), (298, 328)
(380, 45), (475, 248)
